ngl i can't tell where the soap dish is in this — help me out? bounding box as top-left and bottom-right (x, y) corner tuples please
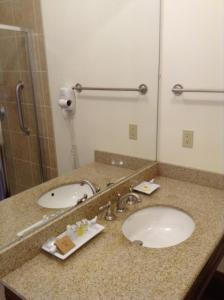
(133, 180), (160, 195)
(42, 219), (104, 260)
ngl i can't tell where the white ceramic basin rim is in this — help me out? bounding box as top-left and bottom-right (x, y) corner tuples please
(38, 183), (94, 209)
(122, 206), (195, 248)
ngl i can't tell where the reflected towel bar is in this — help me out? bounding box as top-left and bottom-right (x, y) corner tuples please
(72, 83), (148, 95)
(172, 84), (224, 96)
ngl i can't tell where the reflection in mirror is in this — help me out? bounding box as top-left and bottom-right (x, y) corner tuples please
(0, 27), (44, 197)
(0, 0), (160, 250)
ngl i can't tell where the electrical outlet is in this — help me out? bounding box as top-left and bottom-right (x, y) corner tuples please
(129, 124), (138, 140)
(182, 130), (194, 148)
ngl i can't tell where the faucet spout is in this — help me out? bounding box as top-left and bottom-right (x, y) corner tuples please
(80, 179), (100, 194)
(116, 192), (141, 213)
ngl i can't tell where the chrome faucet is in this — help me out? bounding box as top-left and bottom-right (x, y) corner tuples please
(80, 180), (100, 194)
(76, 194), (88, 205)
(116, 192), (141, 213)
(99, 201), (115, 221)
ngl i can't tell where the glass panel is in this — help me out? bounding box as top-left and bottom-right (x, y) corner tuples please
(0, 28), (42, 198)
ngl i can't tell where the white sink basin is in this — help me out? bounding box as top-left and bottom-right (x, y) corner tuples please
(122, 206), (195, 248)
(38, 183), (94, 209)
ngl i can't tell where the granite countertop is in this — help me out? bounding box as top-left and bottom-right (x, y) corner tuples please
(0, 162), (133, 249)
(2, 176), (224, 300)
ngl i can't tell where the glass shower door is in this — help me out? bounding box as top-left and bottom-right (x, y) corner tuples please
(0, 25), (43, 198)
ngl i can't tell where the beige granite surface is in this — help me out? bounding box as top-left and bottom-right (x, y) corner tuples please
(0, 162), (134, 250)
(2, 176), (224, 300)
(218, 257), (224, 272)
(0, 163), (157, 278)
(159, 162), (224, 190)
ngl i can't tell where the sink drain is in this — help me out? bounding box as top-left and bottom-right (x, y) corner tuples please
(132, 240), (143, 246)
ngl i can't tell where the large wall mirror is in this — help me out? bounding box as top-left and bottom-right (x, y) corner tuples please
(41, 0), (160, 174)
(0, 0), (160, 250)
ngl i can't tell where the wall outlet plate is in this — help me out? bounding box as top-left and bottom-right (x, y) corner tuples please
(182, 130), (194, 148)
(129, 124), (138, 140)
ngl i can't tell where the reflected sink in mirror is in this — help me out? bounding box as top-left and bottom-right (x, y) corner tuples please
(38, 181), (98, 209)
(122, 206), (195, 248)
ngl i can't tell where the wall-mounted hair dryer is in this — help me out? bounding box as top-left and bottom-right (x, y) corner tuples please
(58, 87), (75, 113)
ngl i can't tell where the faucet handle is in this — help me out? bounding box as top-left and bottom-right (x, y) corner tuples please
(99, 201), (115, 221)
(76, 194), (88, 205)
(129, 185), (134, 192)
(95, 185), (101, 193)
(117, 192), (121, 199)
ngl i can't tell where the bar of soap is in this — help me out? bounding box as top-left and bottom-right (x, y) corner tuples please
(55, 236), (75, 254)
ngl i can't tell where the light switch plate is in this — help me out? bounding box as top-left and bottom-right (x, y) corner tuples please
(182, 130), (194, 148)
(129, 124), (138, 140)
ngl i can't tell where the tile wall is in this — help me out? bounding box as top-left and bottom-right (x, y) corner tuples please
(0, 0), (57, 195)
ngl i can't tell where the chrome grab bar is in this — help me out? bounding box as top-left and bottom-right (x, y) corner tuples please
(172, 84), (224, 96)
(73, 83), (148, 95)
(16, 81), (30, 135)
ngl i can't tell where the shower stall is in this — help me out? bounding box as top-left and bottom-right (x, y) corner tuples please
(0, 24), (43, 199)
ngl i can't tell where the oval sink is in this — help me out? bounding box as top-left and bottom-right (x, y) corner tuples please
(122, 206), (195, 248)
(38, 183), (94, 209)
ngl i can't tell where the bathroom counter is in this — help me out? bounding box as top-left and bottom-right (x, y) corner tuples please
(2, 176), (224, 300)
(0, 162), (133, 249)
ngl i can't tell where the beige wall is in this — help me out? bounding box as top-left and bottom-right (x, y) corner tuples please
(41, 0), (160, 175)
(0, 0), (57, 194)
(158, 0), (224, 173)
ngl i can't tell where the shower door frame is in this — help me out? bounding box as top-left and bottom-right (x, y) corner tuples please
(0, 24), (44, 190)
